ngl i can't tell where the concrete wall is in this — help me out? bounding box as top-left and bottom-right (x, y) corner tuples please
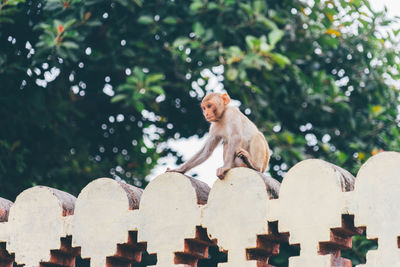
(0, 151), (399, 267)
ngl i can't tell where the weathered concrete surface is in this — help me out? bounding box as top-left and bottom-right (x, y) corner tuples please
(276, 159), (355, 266)
(202, 167), (281, 266)
(352, 152), (400, 266)
(6, 186), (76, 266)
(0, 198), (13, 223)
(138, 172), (210, 267)
(71, 178), (142, 267)
(0, 197), (14, 267)
(0, 197), (13, 241)
(0, 153), (399, 266)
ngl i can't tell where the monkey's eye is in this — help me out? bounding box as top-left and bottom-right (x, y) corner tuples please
(207, 104), (212, 109)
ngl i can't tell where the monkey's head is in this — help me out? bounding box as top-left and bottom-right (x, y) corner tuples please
(201, 92), (231, 122)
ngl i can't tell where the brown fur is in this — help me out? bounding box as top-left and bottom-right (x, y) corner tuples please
(167, 92), (270, 179)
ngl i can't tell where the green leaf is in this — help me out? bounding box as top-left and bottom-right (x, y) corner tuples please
(35, 41), (46, 48)
(147, 73), (165, 83)
(190, 41), (201, 49)
(115, 0), (129, 7)
(242, 53), (262, 69)
(132, 67), (145, 82)
(62, 41), (79, 49)
(193, 22), (205, 37)
(86, 20), (102, 27)
(270, 53), (291, 67)
(7, 0), (25, 6)
(190, 1), (203, 11)
(63, 30), (79, 38)
(54, 19), (64, 28)
(134, 101), (145, 112)
(43, 0), (61, 10)
(371, 105), (385, 116)
(138, 15), (153, 25)
(228, 46), (242, 55)
(260, 42), (272, 53)
(319, 36), (339, 48)
(133, 0), (142, 7)
(66, 49), (79, 62)
(256, 15), (278, 29)
(337, 151), (349, 164)
(222, 0), (235, 5)
(57, 47), (68, 58)
(149, 86), (165, 95)
(254, 1), (265, 14)
(64, 19), (76, 29)
(127, 76), (139, 85)
(122, 49), (136, 57)
(203, 29), (214, 42)
(269, 29), (284, 47)
(163, 16), (178, 25)
(173, 37), (190, 48)
(0, 17), (15, 24)
(391, 126), (399, 137)
(226, 68), (238, 80)
(117, 84), (133, 92)
(245, 36), (257, 50)
(239, 3), (253, 16)
(84, 0), (103, 5)
(284, 132), (294, 144)
(207, 2), (219, 10)
(0, 6), (19, 15)
(111, 94), (128, 103)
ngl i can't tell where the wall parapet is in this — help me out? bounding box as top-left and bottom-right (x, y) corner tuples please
(0, 151), (399, 267)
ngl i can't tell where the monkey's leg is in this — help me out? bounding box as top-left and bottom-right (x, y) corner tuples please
(245, 133), (269, 172)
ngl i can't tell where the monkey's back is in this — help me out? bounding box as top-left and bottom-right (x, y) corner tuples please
(228, 107), (260, 140)
(226, 106), (270, 172)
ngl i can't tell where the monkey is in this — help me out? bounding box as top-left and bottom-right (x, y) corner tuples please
(167, 92), (270, 179)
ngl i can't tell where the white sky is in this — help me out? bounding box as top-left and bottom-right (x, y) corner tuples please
(146, 0), (400, 187)
(370, 0), (400, 18)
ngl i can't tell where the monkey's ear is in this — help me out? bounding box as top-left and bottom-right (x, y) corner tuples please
(221, 93), (231, 105)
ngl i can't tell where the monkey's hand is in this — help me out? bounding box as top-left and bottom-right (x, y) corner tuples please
(166, 167), (185, 174)
(216, 167), (230, 180)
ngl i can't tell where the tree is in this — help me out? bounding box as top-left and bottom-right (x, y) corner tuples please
(1, 0), (399, 264)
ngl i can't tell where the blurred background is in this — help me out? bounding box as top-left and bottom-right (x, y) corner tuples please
(1, 0), (399, 265)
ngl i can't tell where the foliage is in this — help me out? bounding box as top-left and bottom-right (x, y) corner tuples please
(342, 234), (378, 265)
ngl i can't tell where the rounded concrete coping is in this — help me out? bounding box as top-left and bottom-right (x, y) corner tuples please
(7, 186), (76, 266)
(0, 198), (13, 223)
(71, 178), (143, 266)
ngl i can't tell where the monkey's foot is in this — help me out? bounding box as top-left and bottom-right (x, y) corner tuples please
(236, 149), (250, 162)
(217, 167), (230, 179)
(235, 149), (260, 171)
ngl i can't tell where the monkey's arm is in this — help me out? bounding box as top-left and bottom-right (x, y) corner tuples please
(167, 135), (221, 174)
(217, 133), (241, 179)
(223, 134), (241, 167)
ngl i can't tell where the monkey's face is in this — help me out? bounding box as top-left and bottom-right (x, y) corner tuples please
(201, 100), (219, 122)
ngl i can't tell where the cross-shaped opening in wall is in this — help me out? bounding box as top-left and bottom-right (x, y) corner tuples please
(39, 236), (80, 267)
(248, 221), (300, 267)
(174, 226), (227, 267)
(107, 230), (156, 267)
(0, 242), (14, 267)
